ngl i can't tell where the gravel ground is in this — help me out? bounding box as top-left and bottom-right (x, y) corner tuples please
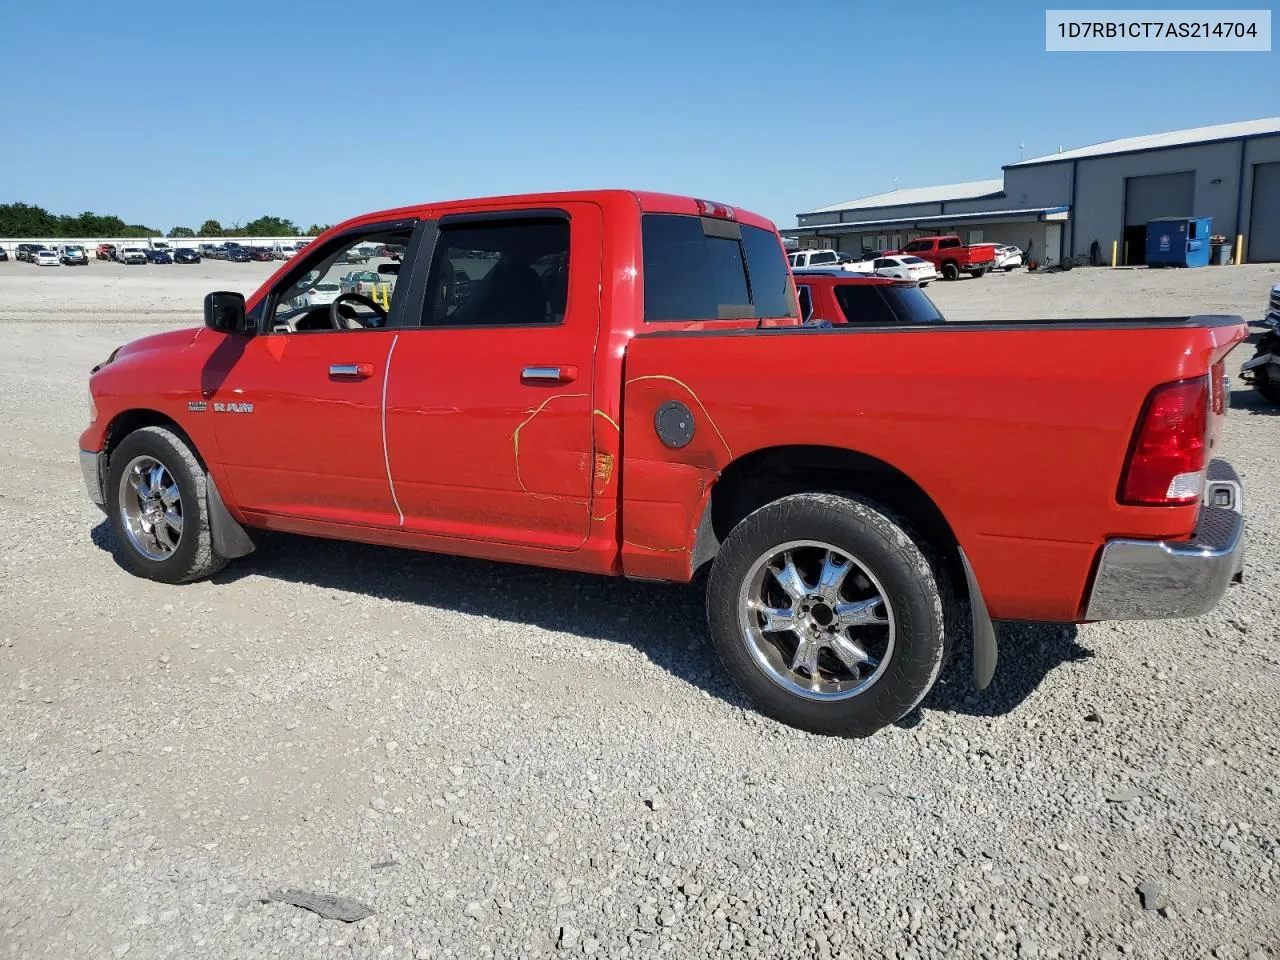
(1, 260), (1278, 959)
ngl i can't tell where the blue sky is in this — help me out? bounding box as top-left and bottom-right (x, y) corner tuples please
(0, 0), (1275, 231)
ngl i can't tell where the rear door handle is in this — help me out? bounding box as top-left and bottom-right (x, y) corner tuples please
(330, 362), (375, 379)
(521, 365), (578, 383)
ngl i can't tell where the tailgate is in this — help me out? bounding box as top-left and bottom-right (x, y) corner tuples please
(967, 243), (998, 263)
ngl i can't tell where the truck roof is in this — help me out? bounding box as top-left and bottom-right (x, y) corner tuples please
(327, 190), (779, 236)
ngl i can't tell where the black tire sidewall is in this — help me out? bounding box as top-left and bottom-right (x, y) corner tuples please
(106, 429), (206, 583)
(707, 495), (945, 737)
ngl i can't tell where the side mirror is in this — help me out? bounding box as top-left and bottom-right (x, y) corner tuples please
(377, 262), (400, 276)
(204, 291), (250, 334)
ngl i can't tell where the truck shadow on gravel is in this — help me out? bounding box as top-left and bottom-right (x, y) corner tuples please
(1230, 388), (1280, 416)
(91, 521), (1095, 729)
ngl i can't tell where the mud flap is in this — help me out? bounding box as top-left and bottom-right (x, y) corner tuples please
(958, 547), (997, 690)
(206, 473), (255, 559)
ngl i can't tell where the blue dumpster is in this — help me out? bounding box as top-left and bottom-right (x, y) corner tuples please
(1146, 217), (1212, 267)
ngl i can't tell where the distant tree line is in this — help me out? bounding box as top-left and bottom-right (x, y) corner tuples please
(1, 203), (331, 238)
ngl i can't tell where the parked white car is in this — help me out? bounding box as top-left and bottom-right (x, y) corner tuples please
(33, 248), (60, 266)
(993, 244), (1024, 271)
(292, 281), (342, 309)
(273, 242), (299, 260)
(117, 246), (148, 264)
(867, 255), (938, 285)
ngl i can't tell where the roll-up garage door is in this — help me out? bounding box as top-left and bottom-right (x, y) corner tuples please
(1124, 172), (1195, 225)
(1249, 162), (1280, 262)
(1123, 172), (1195, 264)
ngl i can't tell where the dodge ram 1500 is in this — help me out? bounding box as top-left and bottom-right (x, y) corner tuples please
(79, 190), (1247, 737)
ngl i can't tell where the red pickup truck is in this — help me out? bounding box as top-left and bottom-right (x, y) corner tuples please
(897, 235), (998, 280)
(79, 190), (1247, 737)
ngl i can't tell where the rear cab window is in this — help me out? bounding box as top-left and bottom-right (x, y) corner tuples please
(641, 214), (797, 323)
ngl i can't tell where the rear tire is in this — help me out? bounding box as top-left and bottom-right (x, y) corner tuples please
(106, 426), (227, 584)
(706, 493), (947, 737)
(941, 262), (959, 281)
(970, 268), (986, 279)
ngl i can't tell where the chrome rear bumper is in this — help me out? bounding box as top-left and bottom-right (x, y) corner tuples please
(1084, 460), (1244, 620)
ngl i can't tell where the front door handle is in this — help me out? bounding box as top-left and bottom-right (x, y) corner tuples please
(521, 365), (578, 384)
(330, 362), (374, 380)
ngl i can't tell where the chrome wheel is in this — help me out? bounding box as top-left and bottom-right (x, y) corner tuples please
(737, 539), (894, 701)
(118, 455), (184, 561)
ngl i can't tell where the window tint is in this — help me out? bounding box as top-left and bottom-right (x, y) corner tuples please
(422, 217), (569, 327)
(939, 237), (961, 249)
(739, 221), (798, 319)
(811, 251), (837, 265)
(833, 284), (944, 325)
(903, 240), (927, 252)
(642, 214), (798, 322)
(796, 285), (813, 322)
(874, 259), (892, 269)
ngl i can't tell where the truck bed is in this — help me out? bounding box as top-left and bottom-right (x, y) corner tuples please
(618, 314), (1246, 621)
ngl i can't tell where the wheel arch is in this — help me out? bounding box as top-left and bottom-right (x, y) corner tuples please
(101, 408), (254, 559)
(691, 443), (997, 690)
(692, 444), (961, 582)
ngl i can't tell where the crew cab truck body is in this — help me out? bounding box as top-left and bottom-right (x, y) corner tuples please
(79, 190), (1247, 737)
(898, 235), (997, 280)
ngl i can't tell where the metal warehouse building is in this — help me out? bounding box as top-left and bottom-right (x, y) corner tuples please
(784, 117), (1280, 266)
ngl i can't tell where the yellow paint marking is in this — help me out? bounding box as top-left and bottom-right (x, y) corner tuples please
(623, 374), (733, 458)
(593, 409), (620, 431)
(511, 392), (588, 495)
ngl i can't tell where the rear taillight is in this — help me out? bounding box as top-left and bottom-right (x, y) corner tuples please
(1210, 360), (1226, 416)
(1120, 378), (1209, 505)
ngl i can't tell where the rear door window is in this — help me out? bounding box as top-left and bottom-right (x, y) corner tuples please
(810, 251), (837, 265)
(642, 214), (798, 322)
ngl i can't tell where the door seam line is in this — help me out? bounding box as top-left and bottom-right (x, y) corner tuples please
(381, 333), (405, 526)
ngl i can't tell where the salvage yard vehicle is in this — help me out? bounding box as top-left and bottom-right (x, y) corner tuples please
(897, 235), (997, 280)
(864, 254), (937, 285)
(79, 189), (1248, 738)
(1241, 284), (1280, 404)
(290, 280), (342, 310)
(59, 244), (89, 265)
(145, 248), (173, 264)
(96, 243), (115, 261)
(174, 247), (201, 264)
(338, 269), (384, 296)
(993, 244), (1024, 271)
(33, 248), (60, 266)
(0, 247), (8, 261)
(792, 269), (945, 325)
(788, 249), (843, 269)
(116, 245), (148, 264)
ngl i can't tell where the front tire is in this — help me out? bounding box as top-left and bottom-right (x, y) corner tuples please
(706, 493), (947, 737)
(106, 426), (227, 584)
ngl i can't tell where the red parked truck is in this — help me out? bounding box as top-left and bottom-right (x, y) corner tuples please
(896, 235), (998, 280)
(79, 190), (1247, 737)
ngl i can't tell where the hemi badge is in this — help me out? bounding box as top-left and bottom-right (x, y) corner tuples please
(188, 400), (208, 412)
